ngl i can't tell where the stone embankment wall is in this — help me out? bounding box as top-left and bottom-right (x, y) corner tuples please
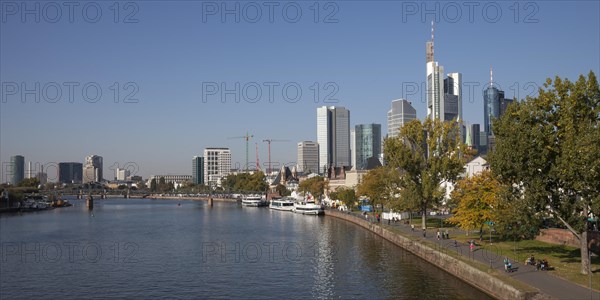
(536, 229), (600, 253)
(325, 210), (540, 300)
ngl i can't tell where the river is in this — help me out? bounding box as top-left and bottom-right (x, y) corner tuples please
(0, 198), (492, 299)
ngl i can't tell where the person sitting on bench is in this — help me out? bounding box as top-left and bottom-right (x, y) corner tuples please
(526, 255), (535, 266)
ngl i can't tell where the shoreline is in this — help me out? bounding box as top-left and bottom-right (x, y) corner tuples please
(324, 209), (540, 300)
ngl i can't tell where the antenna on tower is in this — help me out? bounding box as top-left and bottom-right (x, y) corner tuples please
(431, 21), (435, 60)
(490, 66), (493, 87)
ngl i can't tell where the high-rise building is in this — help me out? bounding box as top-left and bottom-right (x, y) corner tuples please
(192, 156), (204, 185)
(116, 168), (130, 181)
(317, 106), (350, 173)
(10, 155), (24, 185)
(426, 22), (462, 122)
(59, 162), (83, 183)
(466, 124), (481, 153)
(27, 161), (33, 179)
(83, 155), (103, 183)
(387, 99), (417, 138)
(297, 141), (319, 174)
(203, 148), (231, 187)
(484, 67), (515, 137)
(426, 22), (444, 121)
(36, 172), (48, 185)
(444, 72), (462, 121)
(350, 129), (356, 168)
(479, 132), (488, 154)
(500, 97), (515, 116)
(354, 124), (382, 170)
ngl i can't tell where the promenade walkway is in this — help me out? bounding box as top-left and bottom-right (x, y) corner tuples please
(345, 211), (599, 300)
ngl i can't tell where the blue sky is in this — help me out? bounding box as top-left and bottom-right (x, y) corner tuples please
(1, 1), (599, 180)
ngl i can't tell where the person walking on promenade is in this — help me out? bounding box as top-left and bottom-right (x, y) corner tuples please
(411, 224), (415, 231)
(436, 229), (441, 240)
(469, 240), (475, 252)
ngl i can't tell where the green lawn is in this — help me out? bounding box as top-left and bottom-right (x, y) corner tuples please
(451, 232), (600, 291)
(383, 225), (538, 293)
(355, 212), (599, 291)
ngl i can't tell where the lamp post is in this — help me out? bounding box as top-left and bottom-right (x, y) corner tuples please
(589, 246), (592, 300)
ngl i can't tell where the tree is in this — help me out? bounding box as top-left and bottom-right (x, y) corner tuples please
(298, 176), (328, 200)
(384, 118), (472, 230)
(329, 186), (357, 207)
(222, 172), (268, 193)
(157, 177), (173, 193)
(150, 178), (157, 192)
(489, 71), (600, 274)
(275, 184), (291, 196)
(136, 181), (147, 190)
(18, 178), (40, 188)
(356, 167), (401, 211)
(448, 170), (501, 239)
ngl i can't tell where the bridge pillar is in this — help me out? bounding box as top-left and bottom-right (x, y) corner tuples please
(87, 195), (94, 210)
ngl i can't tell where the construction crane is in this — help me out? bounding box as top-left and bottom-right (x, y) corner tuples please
(227, 132), (253, 172)
(255, 142), (261, 171)
(262, 139), (291, 175)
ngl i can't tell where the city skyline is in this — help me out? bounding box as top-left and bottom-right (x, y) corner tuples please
(2, 2), (599, 179)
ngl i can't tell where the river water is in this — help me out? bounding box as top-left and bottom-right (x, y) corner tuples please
(0, 198), (492, 299)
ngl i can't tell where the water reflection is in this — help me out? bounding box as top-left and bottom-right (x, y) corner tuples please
(0, 199), (492, 299)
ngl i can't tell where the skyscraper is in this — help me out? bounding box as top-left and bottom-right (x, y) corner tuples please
(444, 72), (462, 121)
(59, 162), (83, 183)
(426, 22), (462, 122)
(10, 155), (24, 185)
(83, 155), (103, 183)
(203, 148), (231, 187)
(484, 67), (514, 137)
(354, 124), (382, 170)
(426, 22), (444, 121)
(500, 97), (514, 116)
(297, 141), (319, 174)
(466, 124), (481, 153)
(116, 168), (130, 181)
(192, 156), (204, 185)
(317, 106), (350, 173)
(350, 128), (356, 168)
(387, 99), (417, 138)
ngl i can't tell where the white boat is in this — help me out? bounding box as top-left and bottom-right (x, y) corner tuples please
(241, 195), (268, 207)
(292, 200), (324, 215)
(269, 197), (295, 211)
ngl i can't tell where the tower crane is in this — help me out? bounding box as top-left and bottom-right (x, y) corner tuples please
(255, 142), (261, 171)
(227, 132), (253, 172)
(262, 139), (291, 175)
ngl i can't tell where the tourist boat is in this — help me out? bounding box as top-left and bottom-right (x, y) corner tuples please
(269, 197), (295, 211)
(241, 195), (268, 207)
(292, 196), (324, 215)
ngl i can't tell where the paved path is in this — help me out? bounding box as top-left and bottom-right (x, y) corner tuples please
(352, 212), (599, 300)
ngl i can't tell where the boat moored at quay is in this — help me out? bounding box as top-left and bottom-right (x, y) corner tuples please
(269, 197), (295, 211)
(241, 195), (268, 207)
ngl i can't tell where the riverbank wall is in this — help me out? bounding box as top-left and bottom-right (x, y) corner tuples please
(325, 209), (541, 300)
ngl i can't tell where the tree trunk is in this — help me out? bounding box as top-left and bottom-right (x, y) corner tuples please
(479, 224), (483, 241)
(550, 202), (591, 274)
(581, 230), (590, 275)
(580, 205), (590, 275)
(422, 208), (427, 230)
